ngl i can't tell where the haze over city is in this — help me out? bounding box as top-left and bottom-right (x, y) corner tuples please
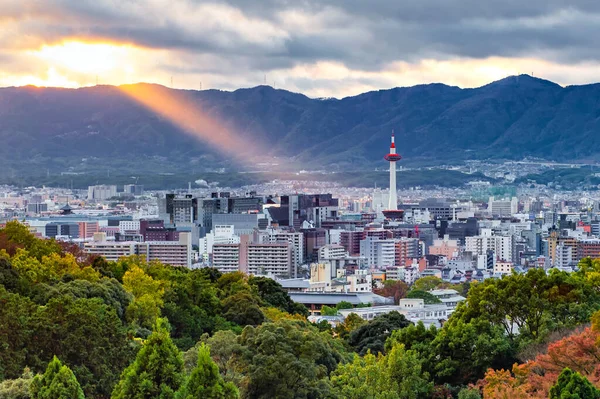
(3, 1), (600, 97)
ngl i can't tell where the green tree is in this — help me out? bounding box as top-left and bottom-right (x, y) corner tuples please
(112, 318), (184, 399)
(176, 344), (238, 399)
(348, 312), (411, 355)
(412, 277), (444, 291)
(331, 353), (397, 399)
(30, 356), (85, 399)
(384, 343), (433, 399)
(331, 343), (432, 399)
(334, 313), (367, 340)
(0, 287), (37, 380)
(457, 388), (481, 399)
(221, 292), (265, 326)
(239, 320), (348, 399)
(0, 368), (34, 399)
(406, 290), (442, 304)
(33, 296), (134, 398)
(320, 305), (338, 316)
(336, 301), (353, 310)
(429, 317), (514, 385)
(549, 367), (600, 399)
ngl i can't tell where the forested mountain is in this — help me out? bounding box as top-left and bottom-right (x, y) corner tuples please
(3, 221), (600, 398)
(1, 75), (600, 176)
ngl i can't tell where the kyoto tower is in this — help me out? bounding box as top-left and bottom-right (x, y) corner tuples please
(382, 131), (404, 220)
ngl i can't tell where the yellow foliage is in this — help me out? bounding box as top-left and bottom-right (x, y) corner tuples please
(262, 307), (306, 322)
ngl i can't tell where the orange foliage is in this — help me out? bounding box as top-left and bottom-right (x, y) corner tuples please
(481, 326), (600, 398)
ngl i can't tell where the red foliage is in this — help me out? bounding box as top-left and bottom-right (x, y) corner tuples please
(480, 327), (600, 398)
(0, 231), (24, 256)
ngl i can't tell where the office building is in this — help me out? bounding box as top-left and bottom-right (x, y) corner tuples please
(87, 185), (118, 201)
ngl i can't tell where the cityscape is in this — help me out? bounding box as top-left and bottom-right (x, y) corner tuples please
(4, 1), (600, 399)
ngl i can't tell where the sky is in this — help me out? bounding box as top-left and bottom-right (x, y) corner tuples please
(3, 1), (600, 98)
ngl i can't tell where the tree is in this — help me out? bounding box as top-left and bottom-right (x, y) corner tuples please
(406, 290), (442, 304)
(334, 313), (367, 340)
(30, 356), (85, 399)
(429, 317), (514, 385)
(331, 352), (396, 399)
(413, 277), (444, 291)
(221, 292), (265, 326)
(176, 344), (238, 399)
(348, 312), (411, 355)
(239, 320), (348, 399)
(320, 305), (338, 316)
(331, 343), (433, 399)
(122, 265), (165, 329)
(0, 287), (37, 380)
(374, 280), (409, 304)
(384, 343), (433, 398)
(112, 318), (184, 399)
(336, 301), (353, 310)
(549, 368), (600, 399)
(457, 388), (481, 399)
(32, 296), (134, 399)
(0, 368), (34, 399)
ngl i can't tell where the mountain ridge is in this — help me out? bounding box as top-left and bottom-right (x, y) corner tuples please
(1, 74), (600, 178)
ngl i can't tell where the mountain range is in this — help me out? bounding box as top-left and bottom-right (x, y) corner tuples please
(1, 74), (600, 179)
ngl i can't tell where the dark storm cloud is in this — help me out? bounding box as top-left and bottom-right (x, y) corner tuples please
(4, 0), (600, 83)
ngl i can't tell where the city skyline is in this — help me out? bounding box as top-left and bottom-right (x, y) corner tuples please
(3, 1), (600, 97)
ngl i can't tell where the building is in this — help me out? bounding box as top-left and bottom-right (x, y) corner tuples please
(45, 222), (79, 238)
(84, 237), (137, 261)
(465, 229), (514, 262)
(494, 261), (514, 275)
(360, 237), (396, 268)
(395, 237), (419, 266)
(27, 203), (48, 214)
(269, 194), (339, 228)
(140, 233), (192, 268)
(212, 244), (241, 273)
(78, 221), (100, 239)
(576, 239), (600, 262)
(123, 184), (144, 196)
(318, 244), (347, 261)
(158, 194), (198, 225)
(199, 225), (240, 260)
(429, 289), (466, 311)
(429, 235), (459, 259)
(119, 220), (141, 234)
(84, 232), (192, 267)
(339, 230), (363, 256)
(488, 197), (518, 216)
(140, 219), (179, 241)
(338, 298), (449, 326)
(212, 213), (259, 235)
(87, 185), (118, 201)
(212, 236), (293, 277)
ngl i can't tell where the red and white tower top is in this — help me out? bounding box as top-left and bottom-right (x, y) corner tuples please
(384, 130), (402, 162)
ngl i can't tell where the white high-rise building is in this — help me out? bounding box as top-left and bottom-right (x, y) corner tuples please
(360, 237), (396, 268)
(87, 185), (118, 201)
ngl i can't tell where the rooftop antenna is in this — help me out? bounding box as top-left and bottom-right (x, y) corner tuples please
(170, 76), (173, 88)
(264, 74), (267, 85)
(199, 81), (202, 90)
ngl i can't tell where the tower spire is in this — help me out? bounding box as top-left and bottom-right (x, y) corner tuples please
(383, 129), (403, 220)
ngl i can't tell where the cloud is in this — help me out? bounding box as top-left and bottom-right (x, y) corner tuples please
(2, 0), (600, 97)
